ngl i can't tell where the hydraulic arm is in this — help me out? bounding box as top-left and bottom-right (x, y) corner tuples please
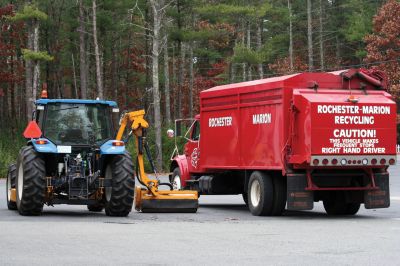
(116, 110), (198, 213)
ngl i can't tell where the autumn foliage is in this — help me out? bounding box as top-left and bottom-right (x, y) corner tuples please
(365, 0), (400, 101)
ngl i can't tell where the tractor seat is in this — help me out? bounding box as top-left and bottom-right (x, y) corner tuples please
(64, 129), (83, 141)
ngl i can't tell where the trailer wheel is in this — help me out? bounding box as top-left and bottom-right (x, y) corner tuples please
(271, 175), (286, 216)
(104, 152), (135, 217)
(242, 193), (248, 206)
(16, 146), (46, 216)
(323, 192), (360, 215)
(247, 171), (274, 216)
(171, 167), (182, 190)
(6, 164), (17, 210)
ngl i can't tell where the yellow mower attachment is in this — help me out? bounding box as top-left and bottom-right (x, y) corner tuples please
(116, 110), (198, 213)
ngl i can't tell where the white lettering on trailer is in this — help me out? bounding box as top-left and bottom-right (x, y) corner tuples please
(317, 105), (360, 114)
(208, 116), (233, 127)
(317, 104), (390, 115)
(252, 113), (272, 124)
(334, 116), (375, 125)
(362, 106), (390, 114)
(333, 129), (376, 138)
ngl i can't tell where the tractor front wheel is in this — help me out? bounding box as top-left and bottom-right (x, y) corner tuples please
(16, 146), (46, 216)
(6, 164), (17, 210)
(104, 152), (135, 217)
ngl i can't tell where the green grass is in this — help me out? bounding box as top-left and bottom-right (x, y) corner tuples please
(0, 123), (26, 178)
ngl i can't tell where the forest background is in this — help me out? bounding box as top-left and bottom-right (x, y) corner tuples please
(0, 0), (399, 176)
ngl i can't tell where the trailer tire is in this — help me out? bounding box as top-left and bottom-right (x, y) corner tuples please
(271, 175), (286, 216)
(323, 192), (360, 215)
(87, 204), (104, 212)
(171, 167), (182, 190)
(247, 171), (274, 216)
(16, 146), (46, 216)
(6, 164), (17, 210)
(104, 152), (135, 217)
(242, 192), (248, 206)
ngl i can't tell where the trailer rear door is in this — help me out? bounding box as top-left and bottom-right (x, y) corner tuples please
(291, 89), (397, 166)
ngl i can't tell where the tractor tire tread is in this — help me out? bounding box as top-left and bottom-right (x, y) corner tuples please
(105, 152), (135, 217)
(16, 146), (46, 216)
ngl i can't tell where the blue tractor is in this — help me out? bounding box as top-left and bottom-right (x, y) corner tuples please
(6, 97), (135, 216)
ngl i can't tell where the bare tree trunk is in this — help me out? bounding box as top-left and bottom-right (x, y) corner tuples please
(256, 20), (263, 79)
(79, 0), (87, 99)
(111, 21), (118, 101)
(241, 22), (246, 81)
(92, 0), (103, 99)
(307, 0), (313, 71)
(336, 35), (340, 67)
(230, 62), (235, 83)
(319, 0), (324, 71)
(150, 0), (163, 170)
(288, 0), (294, 72)
(246, 21), (251, 80)
(32, 21), (40, 105)
(164, 36), (171, 124)
(172, 44), (177, 120)
(71, 53), (78, 98)
(188, 45), (194, 118)
(178, 42), (185, 118)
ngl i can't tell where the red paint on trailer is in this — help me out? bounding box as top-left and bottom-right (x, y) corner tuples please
(172, 69), (396, 205)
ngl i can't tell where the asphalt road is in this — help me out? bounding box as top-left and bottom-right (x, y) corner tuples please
(1, 166), (400, 265)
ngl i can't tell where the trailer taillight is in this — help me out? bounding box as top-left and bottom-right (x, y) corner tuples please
(389, 158), (396, 165)
(331, 158), (338, 165)
(313, 159), (319, 165)
(322, 159), (329, 165)
(35, 140), (48, 145)
(371, 158), (377, 165)
(380, 158), (386, 165)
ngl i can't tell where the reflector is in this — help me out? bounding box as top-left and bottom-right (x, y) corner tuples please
(23, 121), (42, 139)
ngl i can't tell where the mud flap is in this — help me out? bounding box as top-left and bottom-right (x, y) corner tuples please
(364, 172), (390, 209)
(287, 173), (314, 210)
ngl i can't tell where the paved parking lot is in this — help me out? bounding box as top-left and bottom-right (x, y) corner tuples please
(1, 165), (400, 265)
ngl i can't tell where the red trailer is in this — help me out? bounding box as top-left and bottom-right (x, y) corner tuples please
(169, 69), (396, 216)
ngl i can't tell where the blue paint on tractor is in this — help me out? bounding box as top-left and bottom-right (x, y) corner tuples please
(100, 140), (125, 155)
(36, 98), (118, 107)
(31, 138), (58, 153)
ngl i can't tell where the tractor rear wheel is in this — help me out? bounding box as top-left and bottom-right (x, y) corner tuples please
(6, 164), (17, 210)
(16, 146), (46, 216)
(104, 152), (135, 217)
(323, 191), (360, 215)
(247, 171), (274, 216)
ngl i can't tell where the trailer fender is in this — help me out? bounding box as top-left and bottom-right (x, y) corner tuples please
(170, 155), (190, 186)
